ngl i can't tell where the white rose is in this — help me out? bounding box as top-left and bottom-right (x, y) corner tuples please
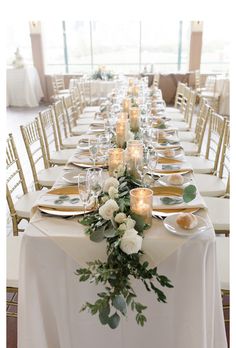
(108, 186), (119, 199)
(118, 223), (126, 231)
(122, 228), (138, 238)
(115, 213), (127, 224)
(99, 199), (119, 220)
(120, 230), (142, 255)
(125, 217), (136, 229)
(113, 164), (125, 178)
(103, 177), (119, 193)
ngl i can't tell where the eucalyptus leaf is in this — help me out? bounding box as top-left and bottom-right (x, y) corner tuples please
(160, 197), (183, 205)
(70, 198), (80, 204)
(104, 228), (118, 238)
(99, 303), (110, 325)
(90, 227), (105, 242)
(112, 295), (127, 315)
(108, 313), (120, 329)
(183, 184), (197, 203)
(58, 195), (70, 200)
(54, 199), (63, 205)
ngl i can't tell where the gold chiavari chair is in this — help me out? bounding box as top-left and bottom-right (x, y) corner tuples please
(195, 72), (220, 113)
(166, 82), (186, 113)
(195, 120), (230, 197)
(180, 99), (211, 156)
(202, 121), (229, 234)
(39, 108), (75, 165)
(75, 79), (101, 113)
(186, 112), (226, 174)
(6, 133), (44, 236)
(20, 119), (64, 190)
(53, 100), (82, 149)
(63, 94), (80, 133)
(51, 75), (70, 99)
(70, 87), (83, 115)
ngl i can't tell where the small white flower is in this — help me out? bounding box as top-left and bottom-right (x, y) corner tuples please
(115, 213), (127, 224)
(120, 229), (142, 255)
(118, 223), (126, 231)
(103, 177), (119, 193)
(125, 217), (136, 229)
(99, 199), (119, 220)
(108, 186), (119, 199)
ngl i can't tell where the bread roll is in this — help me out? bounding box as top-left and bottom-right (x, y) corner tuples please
(167, 174), (184, 185)
(176, 213), (198, 229)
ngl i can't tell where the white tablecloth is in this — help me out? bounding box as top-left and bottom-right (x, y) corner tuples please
(7, 66), (43, 107)
(18, 148), (227, 348)
(205, 76), (230, 116)
(69, 79), (120, 98)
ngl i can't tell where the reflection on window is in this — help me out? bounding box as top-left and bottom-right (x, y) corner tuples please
(201, 21), (230, 73)
(6, 22), (33, 66)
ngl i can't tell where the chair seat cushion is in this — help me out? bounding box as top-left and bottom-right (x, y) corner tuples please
(168, 121), (189, 131)
(203, 197), (229, 232)
(168, 113), (185, 121)
(15, 190), (45, 219)
(178, 131), (195, 142)
(71, 124), (90, 135)
(38, 166), (65, 187)
(181, 142), (199, 155)
(7, 236), (22, 288)
(166, 107), (181, 113)
(76, 118), (96, 125)
(58, 89), (70, 94)
(216, 236), (229, 290)
(78, 113), (96, 120)
(83, 106), (100, 113)
(194, 174), (226, 197)
(185, 156), (214, 174)
(201, 91), (220, 99)
(62, 136), (81, 148)
(50, 149), (75, 165)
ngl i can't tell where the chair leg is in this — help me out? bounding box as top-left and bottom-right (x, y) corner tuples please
(7, 288), (18, 318)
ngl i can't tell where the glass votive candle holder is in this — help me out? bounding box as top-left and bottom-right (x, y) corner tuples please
(130, 188), (153, 226)
(116, 120), (127, 148)
(129, 107), (140, 132)
(123, 98), (131, 113)
(126, 140), (143, 179)
(108, 148), (125, 177)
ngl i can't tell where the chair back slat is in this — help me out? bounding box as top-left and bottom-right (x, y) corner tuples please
(53, 100), (71, 149)
(219, 121), (230, 181)
(20, 119), (49, 190)
(39, 108), (59, 164)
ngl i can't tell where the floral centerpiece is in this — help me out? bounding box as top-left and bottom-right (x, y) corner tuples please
(77, 170), (174, 329)
(92, 65), (114, 81)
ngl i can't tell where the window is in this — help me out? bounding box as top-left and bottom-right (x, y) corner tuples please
(201, 21), (230, 73)
(42, 21), (190, 75)
(92, 21), (140, 74)
(42, 21), (65, 74)
(6, 22), (33, 66)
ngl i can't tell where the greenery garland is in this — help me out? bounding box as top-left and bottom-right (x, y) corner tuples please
(76, 171), (174, 329)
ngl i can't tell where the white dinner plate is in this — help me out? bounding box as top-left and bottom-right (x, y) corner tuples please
(39, 206), (92, 217)
(62, 170), (79, 184)
(158, 148), (184, 159)
(163, 213), (209, 237)
(158, 175), (192, 188)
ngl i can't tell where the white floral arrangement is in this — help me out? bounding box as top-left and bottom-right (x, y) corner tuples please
(77, 172), (173, 329)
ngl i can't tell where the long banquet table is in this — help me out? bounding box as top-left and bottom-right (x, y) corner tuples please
(69, 79), (121, 99)
(18, 111), (227, 348)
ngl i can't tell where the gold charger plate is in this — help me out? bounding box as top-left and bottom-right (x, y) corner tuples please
(151, 186), (199, 216)
(39, 186), (95, 215)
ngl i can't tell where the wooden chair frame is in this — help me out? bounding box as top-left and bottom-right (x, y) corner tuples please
(20, 119), (49, 190)
(6, 134), (29, 236)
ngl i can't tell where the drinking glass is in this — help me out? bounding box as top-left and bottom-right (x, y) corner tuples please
(89, 138), (99, 167)
(87, 168), (103, 208)
(78, 172), (92, 214)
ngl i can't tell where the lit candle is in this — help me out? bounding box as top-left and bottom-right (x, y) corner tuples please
(116, 120), (127, 148)
(108, 148), (125, 177)
(126, 140), (143, 178)
(132, 85), (139, 97)
(129, 107), (140, 132)
(130, 188), (153, 226)
(123, 98), (131, 113)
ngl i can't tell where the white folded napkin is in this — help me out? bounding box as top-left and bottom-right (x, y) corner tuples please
(153, 192), (207, 210)
(152, 161), (193, 173)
